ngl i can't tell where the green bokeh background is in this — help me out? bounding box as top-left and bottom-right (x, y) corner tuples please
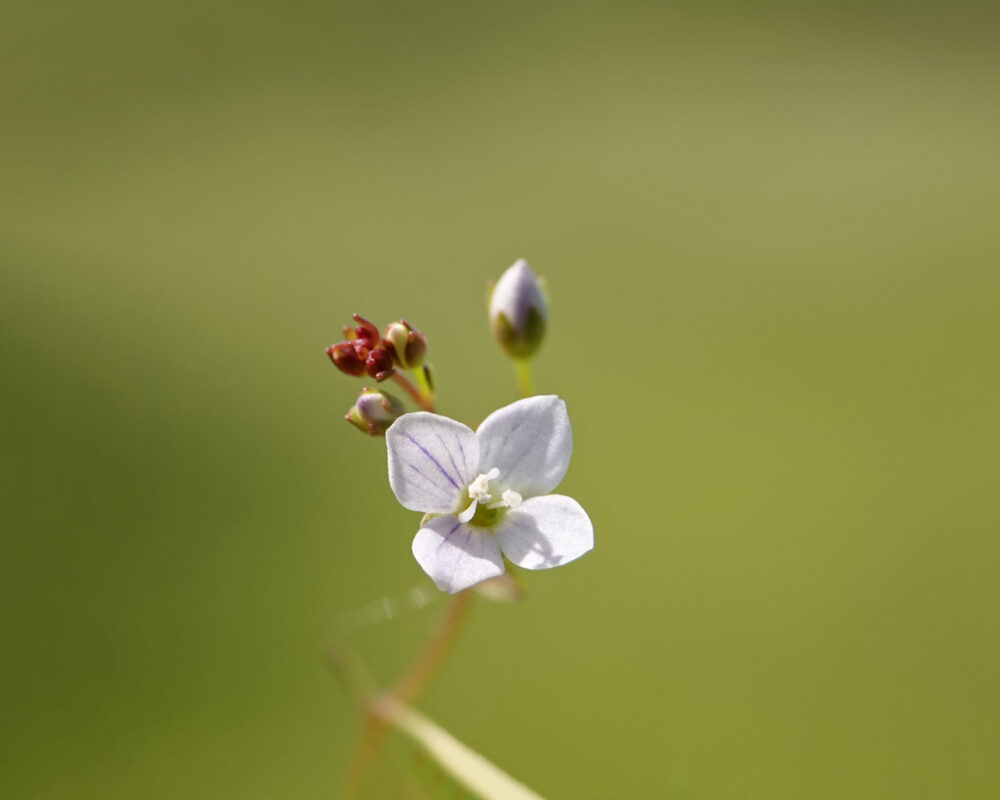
(3, 1), (999, 797)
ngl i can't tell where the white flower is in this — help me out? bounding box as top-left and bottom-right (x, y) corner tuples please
(386, 395), (593, 593)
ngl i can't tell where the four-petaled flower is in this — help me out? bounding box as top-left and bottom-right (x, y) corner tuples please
(386, 395), (593, 593)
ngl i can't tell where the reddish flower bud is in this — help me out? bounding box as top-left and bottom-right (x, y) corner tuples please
(326, 341), (366, 376)
(327, 314), (411, 382)
(327, 313), (392, 378)
(348, 314), (381, 350)
(364, 348), (395, 381)
(382, 320), (427, 369)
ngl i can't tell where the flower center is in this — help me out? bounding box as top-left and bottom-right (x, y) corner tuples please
(459, 468), (523, 527)
(467, 468), (499, 504)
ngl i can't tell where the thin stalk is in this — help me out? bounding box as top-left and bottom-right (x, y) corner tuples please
(391, 589), (473, 704)
(513, 358), (533, 398)
(392, 371), (434, 412)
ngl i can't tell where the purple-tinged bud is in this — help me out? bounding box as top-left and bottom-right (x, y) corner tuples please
(345, 388), (405, 436)
(382, 320), (427, 369)
(489, 259), (547, 359)
(364, 348), (395, 382)
(326, 341), (366, 376)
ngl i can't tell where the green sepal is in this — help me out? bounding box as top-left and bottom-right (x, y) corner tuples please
(492, 306), (546, 359)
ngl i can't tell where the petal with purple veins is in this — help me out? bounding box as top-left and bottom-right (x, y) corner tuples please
(476, 396), (572, 498)
(412, 516), (505, 593)
(387, 413), (479, 513)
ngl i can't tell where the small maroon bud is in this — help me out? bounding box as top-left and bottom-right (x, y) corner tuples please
(364, 348), (395, 381)
(350, 314), (381, 350)
(327, 314), (390, 378)
(382, 320), (427, 369)
(326, 341), (366, 376)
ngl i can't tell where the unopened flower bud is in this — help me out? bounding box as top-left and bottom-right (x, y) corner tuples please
(347, 314), (381, 350)
(382, 320), (427, 369)
(489, 259), (547, 359)
(327, 313), (394, 380)
(345, 388), (406, 436)
(326, 341), (366, 376)
(364, 348), (395, 381)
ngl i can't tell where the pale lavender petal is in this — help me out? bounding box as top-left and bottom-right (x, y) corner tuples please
(494, 495), (593, 570)
(412, 516), (505, 593)
(475, 395), (572, 498)
(387, 413), (479, 513)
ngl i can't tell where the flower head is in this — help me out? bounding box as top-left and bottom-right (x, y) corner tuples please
(386, 395), (593, 593)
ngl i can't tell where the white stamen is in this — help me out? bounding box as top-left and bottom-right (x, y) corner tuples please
(467, 467), (500, 504)
(457, 501), (478, 523)
(501, 489), (522, 509)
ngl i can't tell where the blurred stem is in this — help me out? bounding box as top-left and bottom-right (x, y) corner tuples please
(327, 642), (377, 709)
(391, 589), (473, 704)
(341, 590), (474, 796)
(367, 694), (545, 800)
(392, 372), (434, 412)
(513, 358), (533, 398)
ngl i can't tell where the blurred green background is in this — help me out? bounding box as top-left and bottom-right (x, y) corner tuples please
(3, 1), (999, 797)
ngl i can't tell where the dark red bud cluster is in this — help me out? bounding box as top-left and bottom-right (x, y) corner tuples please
(326, 314), (396, 381)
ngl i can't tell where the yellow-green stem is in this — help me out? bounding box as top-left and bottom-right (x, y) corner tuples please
(413, 366), (435, 410)
(513, 358), (533, 398)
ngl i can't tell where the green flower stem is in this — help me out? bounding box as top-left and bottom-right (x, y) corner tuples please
(391, 371), (435, 412)
(513, 358), (533, 398)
